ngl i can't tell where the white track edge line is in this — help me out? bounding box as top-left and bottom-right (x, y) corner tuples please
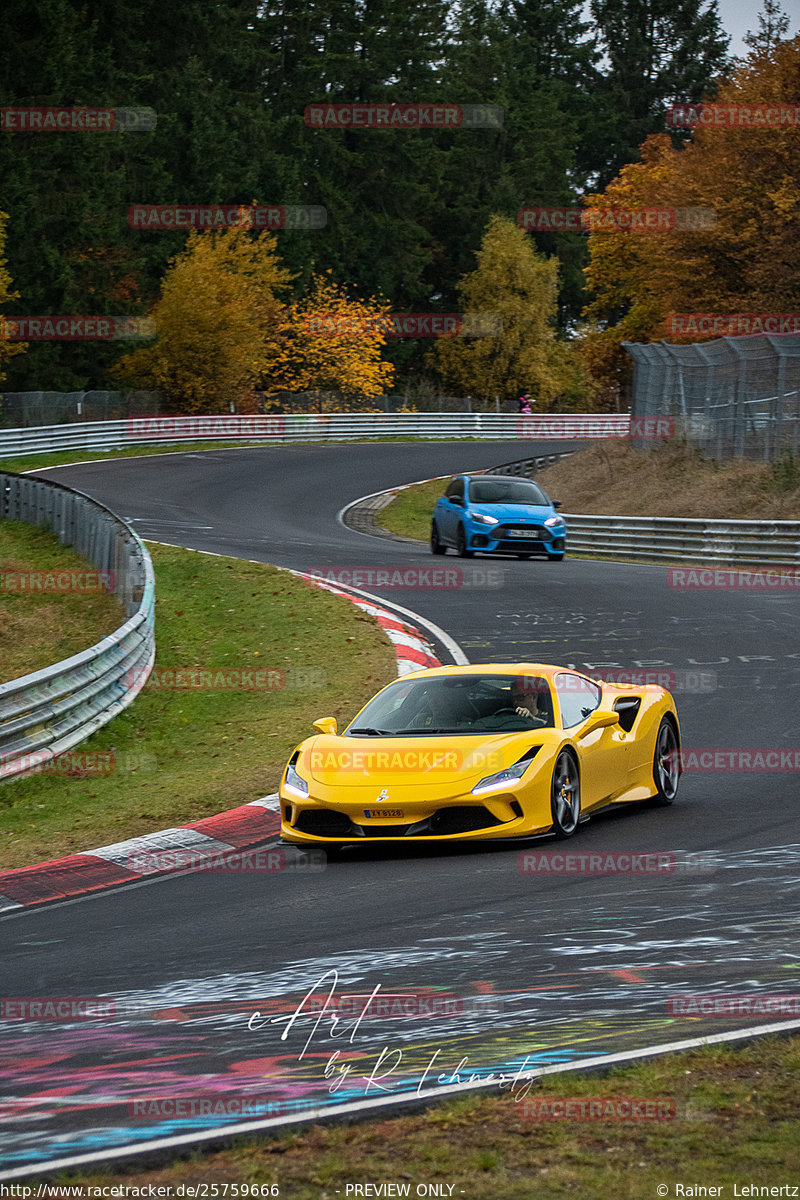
(4, 1017), (800, 1180)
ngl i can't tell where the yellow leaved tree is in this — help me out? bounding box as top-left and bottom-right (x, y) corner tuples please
(112, 225), (293, 413)
(0, 210), (27, 382)
(261, 271), (394, 411)
(582, 34), (800, 392)
(427, 216), (587, 410)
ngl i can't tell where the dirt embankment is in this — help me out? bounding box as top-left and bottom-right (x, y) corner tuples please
(535, 441), (800, 519)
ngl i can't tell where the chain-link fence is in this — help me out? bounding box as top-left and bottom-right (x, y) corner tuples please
(623, 334), (800, 461)
(0, 390), (162, 427)
(1, 389), (484, 424)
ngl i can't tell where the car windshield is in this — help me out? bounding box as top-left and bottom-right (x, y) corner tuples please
(345, 674), (556, 735)
(469, 479), (548, 506)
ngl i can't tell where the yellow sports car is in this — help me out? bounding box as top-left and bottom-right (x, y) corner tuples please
(279, 664), (681, 845)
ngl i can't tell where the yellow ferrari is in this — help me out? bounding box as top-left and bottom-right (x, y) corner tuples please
(279, 664), (681, 846)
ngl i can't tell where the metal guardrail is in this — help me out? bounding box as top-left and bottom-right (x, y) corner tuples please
(0, 413), (631, 457)
(561, 513), (800, 566)
(488, 452), (574, 477)
(0, 473), (155, 783)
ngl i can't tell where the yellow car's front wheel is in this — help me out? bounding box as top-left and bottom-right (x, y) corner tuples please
(551, 749), (581, 838)
(652, 718), (680, 805)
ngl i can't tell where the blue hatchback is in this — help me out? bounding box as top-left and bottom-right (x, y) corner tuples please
(431, 474), (566, 560)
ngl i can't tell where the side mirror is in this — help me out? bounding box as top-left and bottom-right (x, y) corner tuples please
(450, 496), (463, 506)
(552, 500), (562, 509)
(577, 710), (619, 738)
(313, 717), (337, 736)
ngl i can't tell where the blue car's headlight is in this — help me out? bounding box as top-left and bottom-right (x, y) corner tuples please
(544, 515), (564, 528)
(471, 748), (540, 795)
(470, 512), (500, 525)
(284, 759), (309, 799)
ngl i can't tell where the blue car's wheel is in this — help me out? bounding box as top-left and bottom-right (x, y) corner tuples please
(456, 524), (474, 558)
(547, 552), (565, 561)
(431, 521), (446, 555)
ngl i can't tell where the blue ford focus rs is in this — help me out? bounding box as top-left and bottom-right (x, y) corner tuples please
(431, 474), (566, 560)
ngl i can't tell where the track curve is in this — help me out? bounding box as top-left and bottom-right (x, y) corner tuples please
(2, 441), (800, 1176)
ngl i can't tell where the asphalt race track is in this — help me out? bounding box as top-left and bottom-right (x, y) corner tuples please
(2, 441), (800, 1176)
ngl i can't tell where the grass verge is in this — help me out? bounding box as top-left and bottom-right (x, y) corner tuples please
(0, 520), (124, 684)
(44, 1033), (800, 1195)
(0, 543), (396, 868)
(0, 441), (279, 474)
(379, 479), (450, 541)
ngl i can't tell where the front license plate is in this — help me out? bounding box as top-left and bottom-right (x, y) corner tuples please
(363, 809), (404, 818)
(507, 528), (539, 538)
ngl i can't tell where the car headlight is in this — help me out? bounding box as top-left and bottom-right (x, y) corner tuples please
(283, 759), (309, 799)
(470, 512), (500, 525)
(544, 515), (564, 528)
(471, 748), (540, 795)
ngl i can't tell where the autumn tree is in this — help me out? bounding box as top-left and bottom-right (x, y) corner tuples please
(113, 224), (293, 412)
(427, 216), (587, 409)
(582, 34), (800, 393)
(0, 210), (27, 384)
(260, 272), (394, 411)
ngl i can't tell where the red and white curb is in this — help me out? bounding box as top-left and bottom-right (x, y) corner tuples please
(0, 577), (443, 913)
(300, 574), (442, 674)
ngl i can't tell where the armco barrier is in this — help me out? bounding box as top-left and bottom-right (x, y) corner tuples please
(0, 412), (630, 457)
(561, 514), (800, 566)
(0, 472), (155, 783)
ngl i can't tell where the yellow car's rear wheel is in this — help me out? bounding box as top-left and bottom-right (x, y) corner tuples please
(551, 750), (580, 838)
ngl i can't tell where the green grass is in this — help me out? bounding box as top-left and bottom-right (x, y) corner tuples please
(0, 441), (278, 474)
(0, 519), (125, 683)
(44, 1033), (800, 1195)
(0, 542), (396, 868)
(379, 478), (451, 541)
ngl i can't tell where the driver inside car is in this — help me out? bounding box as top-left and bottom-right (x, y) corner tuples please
(509, 679), (554, 728)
